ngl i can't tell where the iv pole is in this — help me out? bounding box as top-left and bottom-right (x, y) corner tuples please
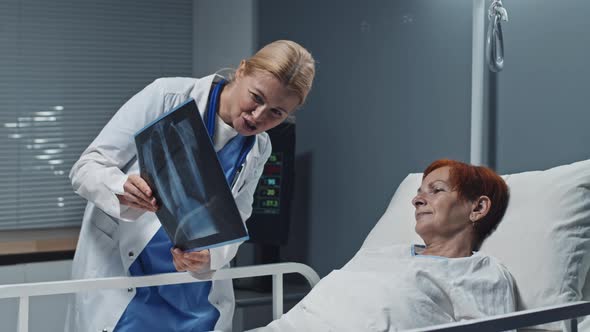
(471, 0), (508, 166)
(470, 0), (486, 166)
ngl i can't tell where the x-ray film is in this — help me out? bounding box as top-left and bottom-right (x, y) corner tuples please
(134, 99), (248, 251)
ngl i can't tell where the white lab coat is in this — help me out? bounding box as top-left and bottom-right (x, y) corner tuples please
(65, 75), (271, 332)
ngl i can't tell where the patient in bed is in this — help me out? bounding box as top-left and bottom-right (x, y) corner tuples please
(250, 159), (516, 332)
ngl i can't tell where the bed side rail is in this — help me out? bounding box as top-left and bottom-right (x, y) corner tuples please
(0, 262), (321, 332)
(405, 301), (590, 332)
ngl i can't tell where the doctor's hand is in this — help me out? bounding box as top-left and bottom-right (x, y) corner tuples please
(117, 175), (158, 212)
(171, 248), (211, 272)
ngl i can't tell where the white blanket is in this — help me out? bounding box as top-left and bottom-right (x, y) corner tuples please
(250, 244), (516, 332)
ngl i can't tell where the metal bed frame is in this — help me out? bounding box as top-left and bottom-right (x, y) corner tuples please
(0, 262), (318, 332)
(1, 262), (589, 332)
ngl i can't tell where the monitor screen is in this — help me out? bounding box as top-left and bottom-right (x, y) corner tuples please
(246, 120), (295, 246)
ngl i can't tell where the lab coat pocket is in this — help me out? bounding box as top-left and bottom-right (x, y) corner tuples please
(232, 163), (253, 195)
(91, 210), (119, 243)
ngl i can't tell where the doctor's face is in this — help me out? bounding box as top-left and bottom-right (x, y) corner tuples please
(224, 67), (300, 136)
(412, 166), (472, 241)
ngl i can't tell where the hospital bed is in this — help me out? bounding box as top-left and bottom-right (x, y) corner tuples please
(361, 158), (590, 332)
(1, 159), (590, 331)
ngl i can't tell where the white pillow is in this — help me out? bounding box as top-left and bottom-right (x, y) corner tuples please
(361, 159), (590, 330)
(362, 173), (423, 249)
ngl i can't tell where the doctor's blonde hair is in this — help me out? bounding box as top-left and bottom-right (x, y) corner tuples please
(232, 40), (315, 105)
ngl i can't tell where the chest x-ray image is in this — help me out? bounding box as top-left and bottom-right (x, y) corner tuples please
(135, 99), (248, 251)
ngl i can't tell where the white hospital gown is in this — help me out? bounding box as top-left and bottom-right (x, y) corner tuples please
(250, 244), (516, 332)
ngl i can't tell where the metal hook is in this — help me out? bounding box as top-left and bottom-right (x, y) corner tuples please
(486, 0), (508, 72)
(488, 0), (508, 22)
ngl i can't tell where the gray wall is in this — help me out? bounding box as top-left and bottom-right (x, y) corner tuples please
(193, 0), (256, 77)
(257, 0), (590, 277)
(257, 0), (474, 276)
(494, 0), (590, 173)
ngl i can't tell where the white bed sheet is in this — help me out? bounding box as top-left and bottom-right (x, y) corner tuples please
(250, 244), (516, 332)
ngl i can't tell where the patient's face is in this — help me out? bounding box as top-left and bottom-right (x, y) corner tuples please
(412, 166), (472, 242)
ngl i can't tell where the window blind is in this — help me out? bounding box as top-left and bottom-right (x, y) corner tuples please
(0, 0), (193, 230)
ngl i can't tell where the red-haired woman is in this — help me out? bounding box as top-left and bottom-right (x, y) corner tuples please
(414, 159), (510, 254)
(251, 159), (515, 332)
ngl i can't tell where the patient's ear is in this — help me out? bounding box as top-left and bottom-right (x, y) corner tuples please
(470, 196), (491, 223)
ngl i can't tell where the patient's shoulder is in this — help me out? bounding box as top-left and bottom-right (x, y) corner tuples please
(454, 252), (517, 313)
(467, 251), (516, 286)
(472, 251), (511, 271)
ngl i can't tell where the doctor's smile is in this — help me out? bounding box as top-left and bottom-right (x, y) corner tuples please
(242, 116), (257, 132)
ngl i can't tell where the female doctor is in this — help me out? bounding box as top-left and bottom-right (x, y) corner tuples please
(65, 40), (315, 332)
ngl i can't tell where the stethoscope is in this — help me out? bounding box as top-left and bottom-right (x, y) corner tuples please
(486, 0), (509, 72)
(205, 79), (254, 188)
